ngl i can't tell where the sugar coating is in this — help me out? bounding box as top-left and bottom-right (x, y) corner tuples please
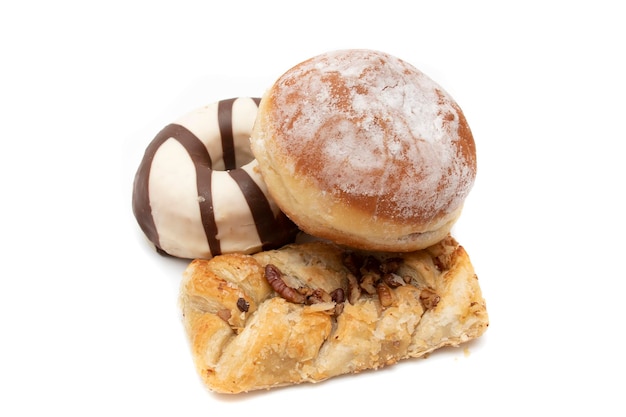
(262, 49), (475, 222)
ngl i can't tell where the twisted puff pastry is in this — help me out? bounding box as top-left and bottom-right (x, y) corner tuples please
(179, 236), (488, 394)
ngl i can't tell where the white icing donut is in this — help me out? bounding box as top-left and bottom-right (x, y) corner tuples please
(132, 97), (298, 259)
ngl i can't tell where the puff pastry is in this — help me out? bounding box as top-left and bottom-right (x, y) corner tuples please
(179, 236), (488, 394)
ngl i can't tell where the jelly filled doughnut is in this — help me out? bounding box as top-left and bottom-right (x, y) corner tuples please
(251, 50), (476, 252)
(132, 97), (299, 259)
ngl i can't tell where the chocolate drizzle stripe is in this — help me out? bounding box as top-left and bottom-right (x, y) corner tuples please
(218, 98), (237, 171)
(132, 123), (221, 256)
(228, 169), (279, 250)
(171, 125), (222, 256)
(132, 97), (286, 258)
(132, 124), (175, 251)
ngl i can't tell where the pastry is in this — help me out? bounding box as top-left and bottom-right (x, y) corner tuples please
(179, 236), (488, 393)
(132, 97), (298, 259)
(250, 50), (476, 252)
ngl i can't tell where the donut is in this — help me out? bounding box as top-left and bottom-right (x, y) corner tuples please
(250, 50), (477, 252)
(132, 97), (299, 259)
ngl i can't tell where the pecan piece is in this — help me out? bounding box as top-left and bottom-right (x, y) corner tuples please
(360, 272), (378, 295)
(342, 252), (362, 277)
(376, 283), (393, 307)
(264, 264), (306, 304)
(382, 272), (405, 288)
(330, 288), (345, 304)
(380, 257), (403, 274)
(236, 297), (249, 312)
(420, 288), (440, 310)
(346, 273), (361, 304)
(330, 288), (346, 315)
(333, 303), (345, 316)
(305, 288), (333, 305)
(360, 256), (381, 276)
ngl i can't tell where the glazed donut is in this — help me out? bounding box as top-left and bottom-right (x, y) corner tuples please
(250, 50), (477, 252)
(132, 97), (299, 259)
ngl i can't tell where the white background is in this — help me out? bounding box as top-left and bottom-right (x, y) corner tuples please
(1, 1), (624, 415)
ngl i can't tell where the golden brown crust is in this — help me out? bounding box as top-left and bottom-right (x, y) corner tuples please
(250, 50), (476, 251)
(179, 236), (488, 393)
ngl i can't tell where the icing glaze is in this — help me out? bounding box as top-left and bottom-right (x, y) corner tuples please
(133, 97), (298, 259)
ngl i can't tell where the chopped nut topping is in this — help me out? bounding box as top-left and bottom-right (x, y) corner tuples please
(342, 252), (362, 277)
(264, 264), (346, 315)
(330, 288), (345, 304)
(305, 288), (333, 305)
(420, 288), (440, 310)
(346, 273), (361, 304)
(265, 252), (421, 314)
(264, 264), (306, 304)
(330, 288), (346, 315)
(360, 273), (378, 295)
(433, 256), (445, 271)
(236, 297), (249, 312)
(360, 256), (381, 276)
(217, 308), (231, 322)
(333, 303), (345, 316)
(382, 272), (405, 288)
(380, 258), (403, 274)
(376, 283), (393, 307)
(342, 251), (408, 307)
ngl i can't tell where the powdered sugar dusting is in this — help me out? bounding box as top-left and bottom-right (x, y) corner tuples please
(265, 49), (475, 222)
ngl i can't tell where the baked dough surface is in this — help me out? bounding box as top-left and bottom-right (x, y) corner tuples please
(250, 50), (477, 252)
(179, 236), (488, 393)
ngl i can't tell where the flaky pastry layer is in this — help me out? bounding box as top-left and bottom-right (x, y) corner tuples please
(179, 236), (488, 394)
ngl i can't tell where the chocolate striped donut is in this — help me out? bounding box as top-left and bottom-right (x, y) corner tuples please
(132, 97), (299, 259)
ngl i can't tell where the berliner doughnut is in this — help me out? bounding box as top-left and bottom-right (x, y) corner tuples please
(250, 50), (476, 252)
(132, 97), (298, 259)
